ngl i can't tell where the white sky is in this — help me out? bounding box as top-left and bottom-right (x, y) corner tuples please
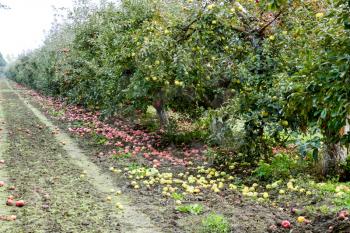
(0, 0), (75, 60)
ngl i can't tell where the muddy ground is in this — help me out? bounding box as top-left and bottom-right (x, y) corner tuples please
(1, 77), (349, 233)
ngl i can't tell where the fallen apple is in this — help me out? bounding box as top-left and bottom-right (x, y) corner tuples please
(175, 200), (182, 205)
(337, 210), (349, 220)
(339, 210), (349, 217)
(15, 200), (25, 207)
(6, 199), (14, 206)
(0, 181), (5, 187)
(281, 220), (291, 228)
(297, 216), (305, 223)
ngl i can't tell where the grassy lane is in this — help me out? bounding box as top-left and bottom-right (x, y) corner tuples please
(0, 78), (160, 233)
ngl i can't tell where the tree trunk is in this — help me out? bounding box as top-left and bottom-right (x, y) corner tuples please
(321, 117), (350, 176)
(321, 143), (346, 176)
(153, 98), (168, 128)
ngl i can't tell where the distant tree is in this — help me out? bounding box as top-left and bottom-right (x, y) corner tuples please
(0, 52), (6, 76)
(0, 52), (6, 67)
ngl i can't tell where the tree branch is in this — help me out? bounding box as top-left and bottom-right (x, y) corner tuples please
(257, 10), (284, 34)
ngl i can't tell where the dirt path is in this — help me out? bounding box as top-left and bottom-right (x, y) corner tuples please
(0, 78), (162, 233)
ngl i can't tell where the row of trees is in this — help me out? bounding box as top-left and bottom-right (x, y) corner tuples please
(6, 0), (349, 175)
(0, 52), (6, 75)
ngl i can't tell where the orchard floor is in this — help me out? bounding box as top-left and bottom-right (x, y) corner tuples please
(0, 79), (160, 233)
(0, 77), (349, 233)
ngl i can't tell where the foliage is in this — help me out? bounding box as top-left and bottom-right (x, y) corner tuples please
(294, 131), (322, 161)
(200, 213), (230, 233)
(284, 0), (350, 146)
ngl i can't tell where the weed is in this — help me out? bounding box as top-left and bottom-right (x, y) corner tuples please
(176, 204), (203, 215)
(319, 205), (331, 215)
(200, 213), (230, 233)
(128, 163), (142, 172)
(92, 132), (108, 145)
(49, 109), (65, 117)
(113, 152), (131, 160)
(171, 192), (184, 201)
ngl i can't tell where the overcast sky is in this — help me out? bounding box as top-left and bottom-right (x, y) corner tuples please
(0, 0), (75, 60)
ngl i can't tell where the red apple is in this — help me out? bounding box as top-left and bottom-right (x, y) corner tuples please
(338, 211), (348, 220)
(0, 181), (5, 187)
(6, 199), (14, 206)
(339, 210), (349, 217)
(281, 220), (291, 228)
(15, 200), (25, 207)
(338, 213), (345, 220)
(0, 160), (5, 164)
